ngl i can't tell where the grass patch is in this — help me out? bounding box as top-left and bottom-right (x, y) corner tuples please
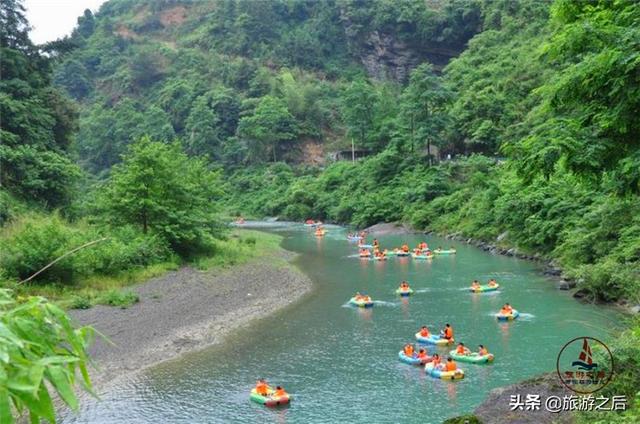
(96, 289), (139, 308)
(193, 229), (283, 270)
(10, 261), (179, 309)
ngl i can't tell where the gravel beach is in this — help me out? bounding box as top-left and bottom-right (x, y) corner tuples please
(70, 249), (313, 389)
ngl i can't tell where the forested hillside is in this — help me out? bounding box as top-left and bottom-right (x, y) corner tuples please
(51, 0), (482, 171)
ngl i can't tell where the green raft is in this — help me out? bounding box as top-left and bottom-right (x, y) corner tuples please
(412, 253), (434, 259)
(250, 388), (291, 407)
(449, 350), (494, 364)
(470, 283), (499, 293)
(395, 287), (414, 297)
(433, 249), (457, 255)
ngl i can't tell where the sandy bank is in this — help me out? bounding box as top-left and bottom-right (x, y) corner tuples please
(70, 249), (313, 389)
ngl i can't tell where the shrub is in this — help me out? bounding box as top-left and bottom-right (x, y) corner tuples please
(0, 215), (78, 282)
(0, 216), (172, 285)
(69, 294), (93, 310)
(97, 290), (139, 308)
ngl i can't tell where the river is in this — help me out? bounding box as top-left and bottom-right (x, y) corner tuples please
(62, 223), (618, 423)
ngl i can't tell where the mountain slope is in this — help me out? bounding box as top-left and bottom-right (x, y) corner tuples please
(53, 0), (482, 171)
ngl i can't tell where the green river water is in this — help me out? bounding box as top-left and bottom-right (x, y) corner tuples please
(62, 222), (619, 423)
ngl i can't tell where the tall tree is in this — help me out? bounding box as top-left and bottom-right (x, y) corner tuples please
(0, 0), (80, 206)
(510, 0), (640, 192)
(340, 78), (377, 151)
(101, 137), (222, 255)
(237, 95), (298, 163)
(400, 63), (451, 163)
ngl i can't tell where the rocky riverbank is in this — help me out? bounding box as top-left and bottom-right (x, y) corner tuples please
(428, 230), (639, 314)
(70, 249), (313, 391)
(444, 373), (574, 424)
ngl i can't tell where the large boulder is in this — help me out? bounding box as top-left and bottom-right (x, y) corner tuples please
(363, 222), (415, 235)
(473, 373), (574, 424)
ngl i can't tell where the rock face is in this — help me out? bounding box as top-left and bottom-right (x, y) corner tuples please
(358, 31), (422, 81)
(339, 8), (461, 82)
(473, 373), (574, 424)
(364, 222), (414, 235)
(357, 31), (459, 81)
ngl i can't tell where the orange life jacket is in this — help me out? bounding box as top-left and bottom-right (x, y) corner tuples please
(456, 345), (465, 354)
(275, 388), (286, 397)
(418, 351), (427, 359)
(256, 382), (268, 395)
(420, 328), (429, 337)
(445, 361), (457, 372)
(444, 327), (453, 339)
(404, 346), (414, 356)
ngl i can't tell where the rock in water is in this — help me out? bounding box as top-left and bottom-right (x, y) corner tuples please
(363, 222), (414, 235)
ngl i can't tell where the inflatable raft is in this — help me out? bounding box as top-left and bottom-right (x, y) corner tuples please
(250, 388), (291, 407)
(396, 251), (411, 257)
(433, 249), (456, 255)
(358, 243), (373, 249)
(470, 284), (499, 293)
(398, 351), (431, 365)
(424, 363), (464, 380)
(395, 287), (414, 297)
(496, 309), (519, 321)
(449, 350), (494, 364)
(415, 332), (453, 345)
(412, 253), (434, 259)
(359, 252), (372, 258)
(371, 256), (387, 261)
(433, 249), (457, 255)
(349, 297), (374, 308)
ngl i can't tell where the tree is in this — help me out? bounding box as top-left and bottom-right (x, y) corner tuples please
(508, 0), (640, 192)
(101, 137), (222, 256)
(400, 63), (451, 163)
(237, 95), (298, 163)
(0, 0), (80, 206)
(340, 78), (377, 151)
(184, 95), (221, 158)
(1, 289), (94, 424)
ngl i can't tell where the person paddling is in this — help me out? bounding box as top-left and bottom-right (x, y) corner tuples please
(417, 349), (429, 362)
(403, 343), (415, 357)
(419, 325), (430, 337)
(500, 303), (513, 314)
(255, 379), (269, 396)
(456, 342), (471, 356)
(441, 323), (454, 340)
(273, 386), (288, 398)
(444, 357), (457, 372)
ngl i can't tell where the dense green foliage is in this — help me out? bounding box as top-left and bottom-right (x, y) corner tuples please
(0, 215), (171, 284)
(50, 0), (482, 170)
(0, 289), (94, 423)
(0, 0), (80, 208)
(99, 137), (223, 256)
(225, 0), (640, 308)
